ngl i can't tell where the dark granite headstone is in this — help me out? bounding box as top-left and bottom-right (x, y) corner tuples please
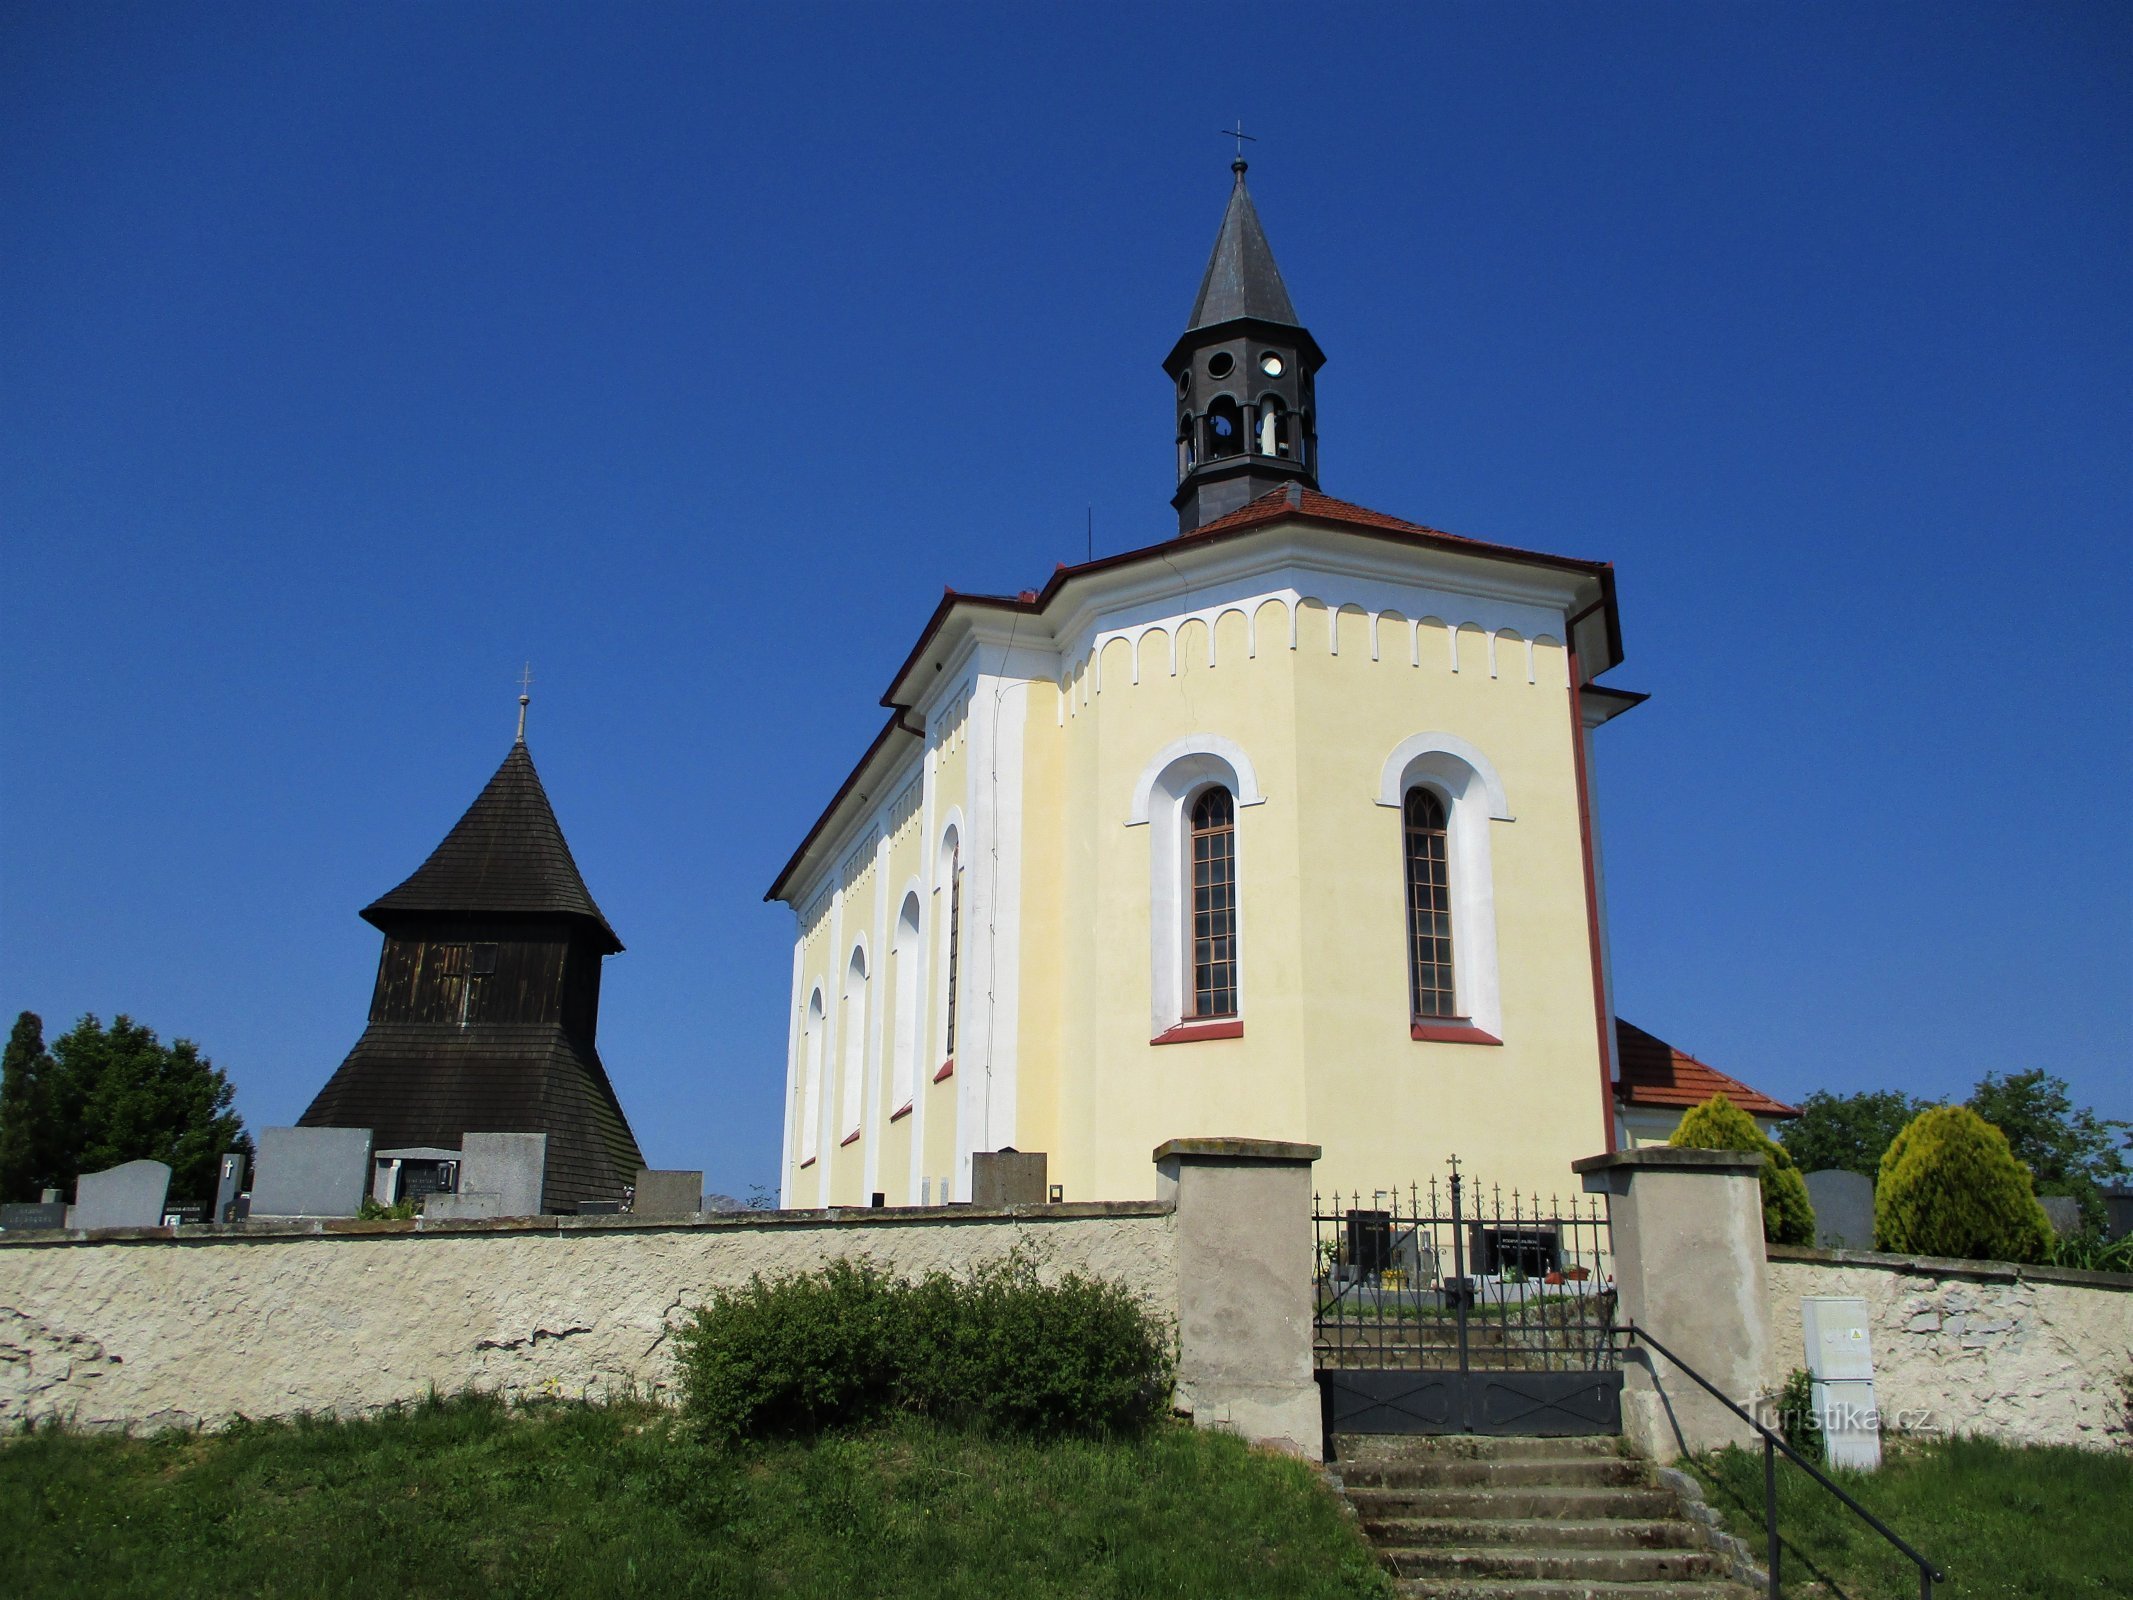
(1806, 1169), (1876, 1250)
(0, 1201), (67, 1230)
(214, 1151), (248, 1223)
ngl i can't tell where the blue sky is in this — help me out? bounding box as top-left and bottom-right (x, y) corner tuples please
(4, 4), (2127, 1195)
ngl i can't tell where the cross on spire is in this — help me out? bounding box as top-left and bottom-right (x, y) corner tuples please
(1219, 119), (1256, 171)
(516, 662), (534, 743)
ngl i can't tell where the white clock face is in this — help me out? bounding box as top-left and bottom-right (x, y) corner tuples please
(1260, 353), (1285, 377)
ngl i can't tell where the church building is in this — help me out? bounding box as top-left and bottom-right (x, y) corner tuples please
(766, 160), (1791, 1207)
(301, 717), (646, 1212)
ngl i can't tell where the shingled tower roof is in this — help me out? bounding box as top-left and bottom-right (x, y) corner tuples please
(1185, 159), (1301, 331)
(363, 742), (621, 954)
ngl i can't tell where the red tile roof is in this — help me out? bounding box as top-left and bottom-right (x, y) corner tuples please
(1613, 1018), (1799, 1119)
(1188, 483), (1486, 543)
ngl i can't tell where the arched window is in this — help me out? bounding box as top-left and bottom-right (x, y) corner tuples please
(1256, 395), (1288, 458)
(1378, 732), (1509, 1043)
(891, 892), (921, 1111)
(840, 946), (867, 1141)
(799, 988), (825, 1163)
(1404, 789), (1456, 1018)
(939, 828), (963, 1064)
(1204, 396), (1243, 460)
(1189, 787), (1238, 1018)
(1129, 735), (1263, 1038)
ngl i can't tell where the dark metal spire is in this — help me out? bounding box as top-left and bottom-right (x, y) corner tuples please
(1165, 159), (1326, 534)
(1184, 160), (1300, 333)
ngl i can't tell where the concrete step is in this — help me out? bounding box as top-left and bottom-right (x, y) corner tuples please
(1344, 1456), (1652, 1490)
(1385, 1546), (1727, 1583)
(1392, 1581), (1753, 1600)
(1345, 1485), (1683, 1521)
(1336, 1433), (1625, 1463)
(1362, 1516), (1701, 1551)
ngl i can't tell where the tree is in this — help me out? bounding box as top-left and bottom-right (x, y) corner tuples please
(1777, 1088), (1930, 1178)
(1966, 1070), (2129, 1228)
(1876, 1104), (2053, 1264)
(0, 1012), (65, 1201)
(1669, 1092), (1816, 1245)
(0, 1012), (251, 1208)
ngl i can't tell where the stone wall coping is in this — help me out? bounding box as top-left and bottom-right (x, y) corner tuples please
(1766, 1242), (2133, 1293)
(1152, 1137), (1321, 1164)
(0, 1198), (1174, 1250)
(1572, 1147), (1765, 1174)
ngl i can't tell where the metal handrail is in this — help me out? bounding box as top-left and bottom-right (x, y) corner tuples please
(1618, 1323), (1945, 1600)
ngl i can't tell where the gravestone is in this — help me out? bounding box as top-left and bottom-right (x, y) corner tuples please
(1806, 1169), (1875, 1250)
(0, 1201), (68, 1230)
(971, 1147), (1047, 1207)
(632, 1169), (703, 1218)
(425, 1132), (546, 1219)
(73, 1159), (173, 1230)
(2038, 1195), (2082, 1237)
(250, 1127), (373, 1218)
(213, 1151), (248, 1224)
(371, 1147), (461, 1207)
(2104, 1186), (2132, 1243)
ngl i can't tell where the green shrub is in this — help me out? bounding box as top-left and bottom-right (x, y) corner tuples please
(675, 1254), (1173, 1443)
(1774, 1366), (1823, 1464)
(1875, 1104), (2054, 1264)
(2046, 1227), (2133, 1275)
(1669, 1092), (1816, 1245)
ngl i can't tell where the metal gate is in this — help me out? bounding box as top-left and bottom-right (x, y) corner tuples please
(1313, 1157), (1622, 1436)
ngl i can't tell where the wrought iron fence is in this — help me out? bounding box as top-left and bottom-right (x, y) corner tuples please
(1313, 1156), (1616, 1374)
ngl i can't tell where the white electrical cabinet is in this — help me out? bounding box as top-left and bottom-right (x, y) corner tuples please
(1801, 1296), (1881, 1471)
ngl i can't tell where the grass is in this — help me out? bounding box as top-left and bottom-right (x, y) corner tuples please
(0, 1395), (1392, 1600)
(1687, 1433), (2133, 1598)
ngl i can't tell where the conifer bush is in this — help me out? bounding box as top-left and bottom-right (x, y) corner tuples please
(674, 1254), (1172, 1443)
(1875, 1104), (2054, 1264)
(1668, 1092), (1816, 1245)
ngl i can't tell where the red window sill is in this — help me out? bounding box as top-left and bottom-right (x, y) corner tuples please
(839, 1129), (861, 1147)
(889, 1101), (913, 1123)
(1411, 1019), (1502, 1045)
(798, 1156), (816, 1170)
(1152, 1018), (1244, 1045)
(933, 1058), (955, 1083)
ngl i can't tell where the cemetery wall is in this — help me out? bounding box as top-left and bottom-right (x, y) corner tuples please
(0, 1203), (1177, 1432)
(1764, 1246), (2133, 1452)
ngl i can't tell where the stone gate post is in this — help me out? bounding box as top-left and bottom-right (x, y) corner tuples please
(1154, 1137), (1321, 1458)
(1574, 1147), (1771, 1462)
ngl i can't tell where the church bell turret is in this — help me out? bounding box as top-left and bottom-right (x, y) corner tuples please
(1166, 158), (1326, 534)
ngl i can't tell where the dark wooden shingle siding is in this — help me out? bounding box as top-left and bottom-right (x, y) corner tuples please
(298, 738), (648, 1213)
(300, 1023), (643, 1212)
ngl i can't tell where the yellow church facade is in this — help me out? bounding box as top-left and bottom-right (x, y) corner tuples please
(768, 484), (1643, 1208)
(762, 162), (1775, 1208)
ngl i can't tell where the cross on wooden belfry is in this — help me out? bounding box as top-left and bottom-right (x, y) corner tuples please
(1219, 120), (1257, 160)
(515, 662), (534, 743)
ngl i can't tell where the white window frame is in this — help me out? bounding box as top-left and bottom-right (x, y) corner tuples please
(932, 815), (965, 1069)
(890, 888), (922, 1113)
(1376, 733), (1509, 1040)
(1127, 735), (1265, 1036)
(840, 942), (868, 1141)
(799, 986), (826, 1164)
